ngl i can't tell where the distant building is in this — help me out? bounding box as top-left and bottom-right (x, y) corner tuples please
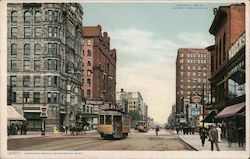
(209, 4), (245, 139)
(116, 88), (129, 113)
(176, 48), (211, 114)
(7, 3), (84, 131)
(82, 25), (116, 111)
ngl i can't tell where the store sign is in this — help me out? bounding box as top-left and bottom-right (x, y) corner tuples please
(86, 100), (104, 105)
(228, 33), (245, 60)
(189, 106), (200, 118)
(191, 95), (201, 104)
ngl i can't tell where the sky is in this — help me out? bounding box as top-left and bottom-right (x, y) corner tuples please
(81, 2), (225, 124)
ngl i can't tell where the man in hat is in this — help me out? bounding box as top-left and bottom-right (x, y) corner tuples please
(208, 124), (220, 151)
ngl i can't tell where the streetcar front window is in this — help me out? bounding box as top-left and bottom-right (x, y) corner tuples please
(105, 115), (112, 124)
(100, 115), (104, 125)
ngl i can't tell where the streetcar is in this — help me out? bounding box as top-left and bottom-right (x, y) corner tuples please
(137, 120), (148, 132)
(98, 109), (131, 139)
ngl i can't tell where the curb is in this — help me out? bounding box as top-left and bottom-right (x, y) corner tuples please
(168, 130), (198, 151)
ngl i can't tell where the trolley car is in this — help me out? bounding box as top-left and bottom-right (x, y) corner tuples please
(137, 120), (148, 132)
(98, 109), (131, 139)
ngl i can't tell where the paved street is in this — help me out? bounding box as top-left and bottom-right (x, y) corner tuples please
(8, 129), (194, 151)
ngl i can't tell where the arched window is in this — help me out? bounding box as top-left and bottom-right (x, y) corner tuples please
(11, 43), (17, 55)
(24, 11), (31, 22)
(35, 11), (41, 22)
(34, 44), (41, 55)
(24, 44), (30, 55)
(11, 11), (18, 22)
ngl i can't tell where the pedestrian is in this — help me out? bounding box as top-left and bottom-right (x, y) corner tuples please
(237, 126), (244, 147)
(199, 127), (207, 147)
(176, 127), (179, 134)
(155, 125), (160, 136)
(65, 125), (68, 134)
(216, 125), (221, 142)
(208, 124), (220, 151)
(227, 124), (234, 147)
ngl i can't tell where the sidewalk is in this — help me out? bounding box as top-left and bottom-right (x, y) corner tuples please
(7, 130), (98, 140)
(170, 130), (245, 151)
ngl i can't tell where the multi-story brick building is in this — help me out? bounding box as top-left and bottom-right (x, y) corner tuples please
(82, 25), (116, 110)
(7, 3), (84, 131)
(176, 48), (211, 126)
(209, 4), (245, 140)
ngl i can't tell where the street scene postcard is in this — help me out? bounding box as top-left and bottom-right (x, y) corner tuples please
(0, 0), (249, 159)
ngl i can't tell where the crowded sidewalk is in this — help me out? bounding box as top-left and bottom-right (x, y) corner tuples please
(170, 130), (245, 151)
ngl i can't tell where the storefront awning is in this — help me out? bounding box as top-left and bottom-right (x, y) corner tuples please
(216, 102), (245, 118)
(7, 106), (26, 121)
(201, 110), (217, 123)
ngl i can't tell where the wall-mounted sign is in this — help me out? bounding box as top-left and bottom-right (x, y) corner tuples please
(86, 100), (104, 105)
(191, 95), (201, 104)
(228, 33), (245, 60)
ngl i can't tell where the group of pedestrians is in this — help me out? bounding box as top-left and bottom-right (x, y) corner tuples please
(199, 124), (220, 151)
(8, 122), (28, 136)
(176, 126), (195, 135)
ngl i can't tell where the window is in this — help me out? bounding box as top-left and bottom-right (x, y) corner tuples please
(47, 76), (57, 86)
(24, 60), (30, 70)
(35, 12), (41, 22)
(203, 72), (206, 76)
(87, 79), (90, 86)
(11, 27), (17, 38)
(34, 76), (41, 86)
(11, 11), (18, 22)
(24, 44), (30, 55)
(48, 10), (53, 21)
(187, 66), (190, 70)
(11, 60), (17, 70)
(10, 76), (17, 86)
(47, 92), (51, 103)
(193, 72), (196, 76)
(35, 27), (41, 38)
(87, 89), (90, 98)
(193, 66), (195, 70)
(87, 39), (91, 45)
(34, 60), (40, 70)
(23, 92), (30, 103)
(203, 66), (206, 70)
(34, 44), (41, 55)
(53, 93), (57, 103)
(24, 27), (31, 38)
(100, 115), (104, 124)
(105, 115), (112, 124)
(53, 11), (59, 21)
(48, 26), (53, 37)
(187, 72), (191, 76)
(180, 65), (184, 70)
(87, 61), (91, 66)
(48, 76), (52, 86)
(48, 59), (58, 70)
(87, 70), (91, 76)
(180, 72), (184, 76)
(48, 43), (57, 54)
(24, 11), (31, 22)
(11, 43), (17, 55)
(12, 92), (17, 103)
(87, 50), (91, 56)
(33, 92), (40, 103)
(23, 76), (30, 87)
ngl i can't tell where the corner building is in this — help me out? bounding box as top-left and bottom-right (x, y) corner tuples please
(7, 3), (84, 131)
(82, 25), (116, 110)
(209, 4), (245, 140)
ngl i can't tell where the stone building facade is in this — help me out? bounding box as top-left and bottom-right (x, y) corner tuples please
(82, 25), (116, 109)
(7, 3), (84, 131)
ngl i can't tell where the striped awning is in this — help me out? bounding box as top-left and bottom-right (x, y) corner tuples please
(7, 106), (26, 121)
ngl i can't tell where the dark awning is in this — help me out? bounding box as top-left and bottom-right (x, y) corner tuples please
(201, 110), (217, 123)
(216, 102), (245, 118)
